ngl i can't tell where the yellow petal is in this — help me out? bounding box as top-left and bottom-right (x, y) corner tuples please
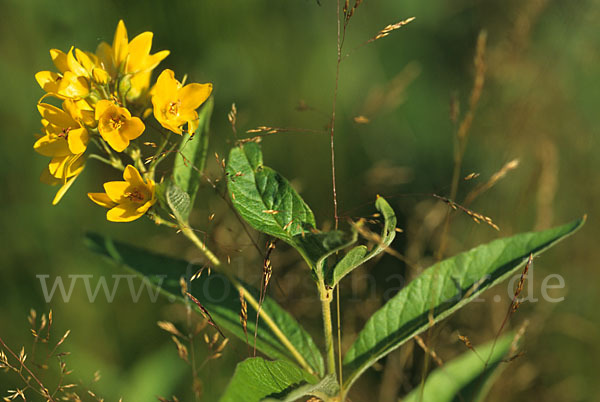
(52, 173), (80, 205)
(107, 203), (144, 222)
(95, 99), (113, 120)
(67, 47), (88, 77)
(103, 181), (130, 203)
(96, 41), (116, 76)
(180, 83), (212, 111)
(67, 127), (89, 154)
(75, 48), (94, 73)
(121, 116), (145, 140)
(48, 155), (70, 178)
(92, 67), (109, 84)
(135, 199), (155, 215)
(50, 49), (69, 73)
(101, 129), (129, 152)
(187, 115), (199, 134)
(126, 32), (153, 73)
(40, 166), (61, 185)
(112, 20), (129, 68)
(141, 50), (170, 72)
(35, 71), (62, 95)
(153, 69), (179, 100)
(127, 71), (151, 101)
(34, 135), (71, 157)
(88, 192), (116, 208)
(115, 105), (132, 119)
(123, 165), (145, 187)
(37, 103), (78, 128)
(58, 71), (89, 98)
(66, 154), (85, 177)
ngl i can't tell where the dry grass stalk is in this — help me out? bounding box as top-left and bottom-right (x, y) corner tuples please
(228, 103), (237, 136)
(352, 218), (417, 270)
(239, 290), (250, 355)
(433, 194), (500, 231)
(484, 255), (533, 368)
(457, 30), (487, 141)
(414, 335), (444, 367)
(0, 311), (99, 402)
(463, 172), (480, 181)
(239, 126), (326, 145)
(368, 17), (416, 44)
(186, 293), (226, 339)
(171, 336), (189, 363)
(157, 321), (185, 339)
(343, 0), (363, 23)
(254, 240), (276, 356)
(464, 159), (520, 205)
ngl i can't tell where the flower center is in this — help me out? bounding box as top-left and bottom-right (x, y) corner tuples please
(58, 127), (72, 138)
(124, 188), (145, 203)
(167, 100), (180, 117)
(109, 115), (125, 131)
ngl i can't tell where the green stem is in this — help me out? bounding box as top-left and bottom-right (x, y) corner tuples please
(178, 225), (316, 376)
(147, 131), (173, 178)
(319, 283), (336, 377)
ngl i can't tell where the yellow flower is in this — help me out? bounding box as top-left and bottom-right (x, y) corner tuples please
(34, 102), (90, 157)
(35, 48), (91, 99)
(34, 101), (89, 204)
(88, 165), (156, 222)
(95, 100), (145, 152)
(152, 69), (212, 134)
(108, 20), (170, 75)
(95, 20), (169, 101)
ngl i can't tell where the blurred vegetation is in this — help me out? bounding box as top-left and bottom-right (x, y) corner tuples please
(1, 0), (598, 400)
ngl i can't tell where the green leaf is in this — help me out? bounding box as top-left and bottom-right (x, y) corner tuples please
(226, 142), (315, 242)
(326, 196), (397, 286)
(342, 217), (585, 391)
(173, 96), (213, 219)
(166, 181), (191, 223)
(226, 143), (353, 270)
(403, 333), (516, 402)
(84, 233), (324, 377)
(263, 374), (339, 402)
(219, 358), (317, 402)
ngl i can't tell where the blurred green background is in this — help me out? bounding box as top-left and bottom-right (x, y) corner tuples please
(1, 0), (598, 400)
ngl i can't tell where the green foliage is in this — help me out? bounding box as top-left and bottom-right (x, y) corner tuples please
(226, 142), (353, 271)
(403, 333), (516, 402)
(219, 358), (318, 402)
(342, 217), (585, 391)
(172, 96), (214, 222)
(165, 181), (192, 223)
(84, 233), (325, 376)
(326, 196), (397, 286)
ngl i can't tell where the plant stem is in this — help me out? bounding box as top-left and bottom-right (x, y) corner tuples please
(318, 281), (336, 377)
(321, 297), (336, 376)
(178, 224), (316, 376)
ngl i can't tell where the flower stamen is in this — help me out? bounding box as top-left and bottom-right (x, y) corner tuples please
(125, 189), (145, 202)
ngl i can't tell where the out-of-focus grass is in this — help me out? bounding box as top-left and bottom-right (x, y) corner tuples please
(0, 0), (598, 400)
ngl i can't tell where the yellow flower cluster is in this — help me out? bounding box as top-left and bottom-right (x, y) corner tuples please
(34, 20), (213, 222)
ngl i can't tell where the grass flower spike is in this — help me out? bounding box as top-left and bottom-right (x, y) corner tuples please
(152, 69), (212, 134)
(96, 100), (145, 152)
(88, 165), (156, 222)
